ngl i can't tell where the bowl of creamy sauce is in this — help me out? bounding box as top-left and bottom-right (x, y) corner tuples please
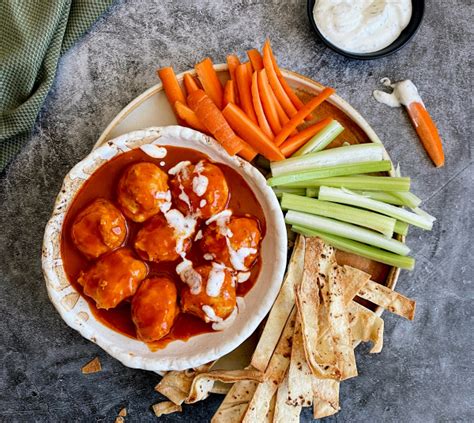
(307, 0), (424, 59)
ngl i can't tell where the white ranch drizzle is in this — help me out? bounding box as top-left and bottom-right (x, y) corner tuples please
(226, 241), (257, 271)
(212, 297), (245, 331)
(202, 305), (223, 323)
(203, 253), (215, 261)
(236, 271), (251, 283)
(206, 262), (227, 297)
(176, 258), (202, 295)
(163, 209), (196, 256)
(192, 161), (209, 197)
(139, 144), (167, 159)
(168, 160), (191, 175)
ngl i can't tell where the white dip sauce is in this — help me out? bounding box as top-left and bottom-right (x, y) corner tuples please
(313, 0), (412, 53)
(373, 78), (423, 108)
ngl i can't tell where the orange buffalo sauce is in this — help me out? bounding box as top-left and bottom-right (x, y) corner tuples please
(61, 146), (266, 349)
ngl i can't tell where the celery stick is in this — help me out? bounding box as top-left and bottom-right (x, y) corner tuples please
(291, 225), (415, 270)
(285, 175), (411, 191)
(392, 191), (422, 208)
(354, 191), (406, 205)
(293, 120), (344, 156)
(272, 187), (306, 199)
(394, 221), (409, 236)
(267, 160), (392, 187)
(285, 210), (410, 255)
(270, 144), (384, 177)
(281, 193), (396, 237)
(412, 207), (436, 222)
(306, 188), (319, 198)
(318, 186), (433, 230)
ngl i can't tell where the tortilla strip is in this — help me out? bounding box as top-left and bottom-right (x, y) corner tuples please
(242, 309), (297, 422)
(155, 362), (214, 405)
(357, 279), (416, 320)
(327, 264), (358, 380)
(296, 237), (340, 379)
(210, 381), (231, 395)
(185, 369), (264, 404)
(211, 379), (258, 423)
(264, 393), (277, 423)
(311, 376), (340, 417)
(274, 373), (302, 422)
(251, 236), (305, 372)
(338, 265), (371, 305)
(152, 401), (182, 417)
(287, 316), (313, 406)
(348, 301), (384, 353)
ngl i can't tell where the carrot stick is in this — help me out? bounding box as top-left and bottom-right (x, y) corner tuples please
(188, 90), (243, 156)
(237, 137), (259, 162)
(247, 49), (264, 71)
(270, 86), (290, 126)
(195, 58), (224, 109)
(226, 54), (241, 104)
(235, 64), (258, 124)
(223, 80), (236, 107)
(257, 69), (282, 135)
(245, 61), (253, 75)
(227, 55), (241, 83)
(280, 117), (333, 157)
(251, 71), (274, 140)
(157, 67), (187, 122)
(406, 102), (445, 167)
(262, 40), (298, 118)
(222, 103), (285, 161)
(265, 39), (312, 119)
(175, 101), (208, 133)
(274, 87), (335, 146)
(183, 73), (200, 95)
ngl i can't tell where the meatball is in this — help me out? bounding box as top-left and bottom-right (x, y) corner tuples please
(134, 211), (196, 262)
(71, 198), (127, 258)
(131, 277), (179, 342)
(180, 263), (236, 323)
(200, 216), (261, 271)
(117, 162), (170, 222)
(77, 248), (148, 309)
(169, 160), (229, 219)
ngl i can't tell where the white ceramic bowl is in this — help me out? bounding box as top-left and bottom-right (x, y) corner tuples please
(42, 126), (287, 372)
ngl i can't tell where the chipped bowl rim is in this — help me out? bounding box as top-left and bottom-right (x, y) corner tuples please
(42, 126), (287, 372)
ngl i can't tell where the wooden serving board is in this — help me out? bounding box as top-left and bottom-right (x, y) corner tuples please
(94, 65), (401, 376)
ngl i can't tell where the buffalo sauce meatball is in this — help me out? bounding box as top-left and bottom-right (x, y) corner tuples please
(180, 263), (236, 323)
(77, 248), (148, 309)
(71, 198), (127, 258)
(169, 160), (229, 219)
(134, 211), (196, 262)
(131, 277), (179, 342)
(200, 215), (261, 271)
(117, 162), (170, 222)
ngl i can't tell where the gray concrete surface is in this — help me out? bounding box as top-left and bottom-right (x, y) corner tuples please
(0, 0), (472, 422)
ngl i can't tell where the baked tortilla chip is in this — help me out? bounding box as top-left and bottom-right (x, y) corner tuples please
(327, 264), (358, 380)
(242, 309), (297, 422)
(296, 237), (340, 380)
(348, 301), (384, 353)
(312, 376), (340, 418)
(211, 379), (258, 423)
(251, 236), (305, 372)
(152, 401), (182, 417)
(81, 357), (101, 374)
(357, 280), (416, 320)
(265, 392), (277, 423)
(338, 265), (371, 305)
(186, 369), (264, 404)
(155, 362), (214, 405)
(274, 373), (302, 422)
(287, 316), (313, 406)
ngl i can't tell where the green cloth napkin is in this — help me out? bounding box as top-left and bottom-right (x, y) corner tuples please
(0, 0), (114, 171)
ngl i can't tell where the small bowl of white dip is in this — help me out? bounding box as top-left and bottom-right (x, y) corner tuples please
(307, 0), (424, 60)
